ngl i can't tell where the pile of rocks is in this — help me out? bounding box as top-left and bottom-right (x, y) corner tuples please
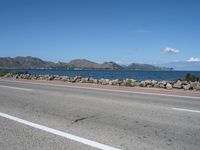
(1, 73), (200, 91)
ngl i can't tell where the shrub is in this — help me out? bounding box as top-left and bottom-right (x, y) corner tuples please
(124, 80), (132, 87)
(0, 70), (9, 77)
(184, 73), (199, 82)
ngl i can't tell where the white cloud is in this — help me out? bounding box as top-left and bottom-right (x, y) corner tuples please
(187, 57), (200, 62)
(164, 47), (180, 53)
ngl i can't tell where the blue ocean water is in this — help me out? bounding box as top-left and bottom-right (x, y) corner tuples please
(2, 69), (200, 81)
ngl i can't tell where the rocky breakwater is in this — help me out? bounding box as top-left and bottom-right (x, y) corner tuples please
(1, 72), (200, 91)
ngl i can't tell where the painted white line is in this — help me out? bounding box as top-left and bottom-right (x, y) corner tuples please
(0, 112), (121, 150)
(0, 85), (32, 91)
(172, 107), (200, 113)
(0, 79), (200, 99)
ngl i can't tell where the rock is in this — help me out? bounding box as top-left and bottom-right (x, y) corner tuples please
(161, 80), (167, 85)
(108, 80), (113, 85)
(109, 79), (120, 86)
(173, 80), (182, 89)
(124, 79), (134, 87)
(131, 80), (140, 87)
(47, 76), (55, 80)
(101, 79), (109, 85)
(88, 78), (96, 83)
(118, 80), (124, 86)
(157, 81), (167, 88)
(80, 78), (89, 83)
(191, 82), (200, 91)
(74, 76), (82, 82)
(92, 79), (99, 84)
(61, 76), (69, 82)
(32, 76), (38, 80)
(4, 73), (13, 78)
(183, 84), (191, 90)
(144, 80), (152, 87)
(166, 83), (172, 90)
(151, 80), (158, 86)
(139, 81), (145, 87)
(13, 74), (19, 79)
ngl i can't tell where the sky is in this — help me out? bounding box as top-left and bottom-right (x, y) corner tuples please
(0, 0), (200, 64)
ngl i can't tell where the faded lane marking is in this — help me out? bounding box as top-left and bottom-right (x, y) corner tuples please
(172, 107), (200, 113)
(0, 85), (32, 91)
(0, 112), (121, 150)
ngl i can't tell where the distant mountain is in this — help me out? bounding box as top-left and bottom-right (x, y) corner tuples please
(0, 56), (55, 68)
(67, 59), (100, 69)
(67, 59), (123, 70)
(100, 61), (123, 70)
(127, 63), (173, 71)
(159, 61), (200, 71)
(0, 56), (172, 71)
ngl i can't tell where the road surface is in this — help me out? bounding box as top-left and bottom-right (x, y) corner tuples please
(0, 78), (200, 150)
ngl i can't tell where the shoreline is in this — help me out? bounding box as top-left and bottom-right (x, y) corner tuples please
(1, 77), (200, 98)
(0, 72), (200, 92)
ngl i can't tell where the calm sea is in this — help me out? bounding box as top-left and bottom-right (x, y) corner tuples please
(1, 69), (200, 81)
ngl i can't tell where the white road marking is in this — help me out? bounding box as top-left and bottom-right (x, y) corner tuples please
(172, 107), (200, 113)
(0, 85), (32, 91)
(0, 112), (121, 150)
(0, 79), (200, 99)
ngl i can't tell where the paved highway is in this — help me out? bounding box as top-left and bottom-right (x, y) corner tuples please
(0, 78), (200, 150)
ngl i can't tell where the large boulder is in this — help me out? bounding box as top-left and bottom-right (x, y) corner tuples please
(156, 81), (167, 88)
(4, 73), (13, 78)
(183, 84), (191, 90)
(80, 77), (89, 83)
(47, 76), (55, 80)
(144, 80), (152, 87)
(124, 79), (134, 87)
(60, 76), (69, 82)
(109, 80), (119, 86)
(166, 83), (172, 90)
(99, 79), (109, 85)
(71, 76), (81, 83)
(191, 81), (200, 90)
(151, 80), (158, 87)
(173, 80), (182, 89)
(139, 80), (152, 87)
(102, 79), (109, 85)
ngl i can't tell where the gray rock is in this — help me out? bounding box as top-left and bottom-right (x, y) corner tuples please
(60, 76), (69, 82)
(73, 76), (81, 82)
(102, 79), (109, 85)
(124, 79), (134, 87)
(144, 80), (152, 87)
(157, 81), (166, 88)
(80, 78), (89, 83)
(151, 80), (158, 86)
(173, 80), (182, 89)
(47, 76), (55, 80)
(93, 79), (99, 84)
(191, 82), (200, 90)
(183, 84), (191, 90)
(166, 83), (172, 90)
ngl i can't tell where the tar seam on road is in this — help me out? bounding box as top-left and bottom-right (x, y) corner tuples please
(0, 112), (121, 150)
(0, 79), (199, 99)
(0, 85), (32, 91)
(172, 107), (200, 113)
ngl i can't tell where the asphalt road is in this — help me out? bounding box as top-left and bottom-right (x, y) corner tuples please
(0, 79), (200, 150)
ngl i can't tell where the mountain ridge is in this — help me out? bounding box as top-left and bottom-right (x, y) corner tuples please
(0, 56), (173, 71)
(159, 61), (200, 71)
